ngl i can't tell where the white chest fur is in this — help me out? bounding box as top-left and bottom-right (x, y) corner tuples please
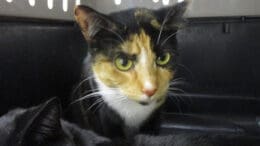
(104, 95), (157, 128)
(95, 77), (158, 128)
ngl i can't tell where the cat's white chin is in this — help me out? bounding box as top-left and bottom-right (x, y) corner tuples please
(94, 77), (160, 128)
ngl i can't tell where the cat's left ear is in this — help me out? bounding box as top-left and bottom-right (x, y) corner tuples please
(21, 97), (62, 146)
(155, 1), (190, 29)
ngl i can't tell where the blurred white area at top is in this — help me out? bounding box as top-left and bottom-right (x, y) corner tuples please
(47, 0), (53, 9)
(1, 0), (260, 20)
(162, 0), (170, 6)
(6, 0), (13, 3)
(76, 0), (81, 5)
(28, 0), (35, 7)
(153, 0), (160, 3)
(114, 0), (121, 5)
(62, 0), (68, 12)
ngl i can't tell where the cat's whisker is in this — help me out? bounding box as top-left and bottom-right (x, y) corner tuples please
(171, 77), (186, 82)
(167, 94), (183, 113)
(80, 87), (119, 99)
(114, 99), (127, 108)
(81, 88), (100, 96)
(91, 94), (124, 113)
(169, 83), (184, 88)
(70, 92), (102, 105)
(78, 92), (101, 100)
(177, 63), (194, 80)
(168, 91), (185, 101)
(169, 94), (181, 105)
(168, 91), (192, 104)
(72, 76), (95, 96)
(156, 6), (176, 45)
(156, 7), (171, 45)
(169, 81), (186, 87)
(87, 99), (104, 111)
(168, 87), (185, 93)
(156, 15), (167, 45)
(160, 31), (178, 46)
(73, 91), (122, 105)
(93, 102), (104, 113)
(168, 92), (188, 111)
(116, 96), (128, 102)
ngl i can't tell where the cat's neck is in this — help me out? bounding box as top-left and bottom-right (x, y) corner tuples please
(94, 76), (159, 128)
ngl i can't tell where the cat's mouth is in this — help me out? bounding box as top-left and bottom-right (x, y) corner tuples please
(128, 96), (153, 106)
(137, 97), (164, 106)
(139, 101), (150, 106)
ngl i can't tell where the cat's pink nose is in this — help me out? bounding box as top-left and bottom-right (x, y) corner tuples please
(142, 88), (157, 97)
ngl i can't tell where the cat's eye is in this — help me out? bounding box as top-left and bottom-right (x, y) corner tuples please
(114, 54), (133, 71)
(156, 52), (171, 66)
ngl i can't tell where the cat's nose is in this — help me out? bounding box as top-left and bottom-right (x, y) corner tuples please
(142, 88), (157, 97)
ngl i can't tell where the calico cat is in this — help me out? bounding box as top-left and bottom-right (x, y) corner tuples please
(67, 1), (189, 138)
(0, 97), (110, 146)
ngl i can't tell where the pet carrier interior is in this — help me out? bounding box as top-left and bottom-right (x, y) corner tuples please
(1, 0), (260, 138)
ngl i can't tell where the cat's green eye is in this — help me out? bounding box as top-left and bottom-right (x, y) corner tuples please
(114, 54), (133, 71)
(156, 52), (171, 66)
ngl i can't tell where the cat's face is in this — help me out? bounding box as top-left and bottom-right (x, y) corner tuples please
(75, 2), (188, 108)
(92, 29), (174, 106)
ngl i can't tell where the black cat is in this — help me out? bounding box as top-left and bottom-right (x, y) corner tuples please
(0, 97), (110, 146)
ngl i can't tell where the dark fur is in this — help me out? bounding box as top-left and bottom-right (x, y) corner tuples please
(0, 98), (110, 146)
(1, 98), (260, 146)
(132, 134), (260, 146)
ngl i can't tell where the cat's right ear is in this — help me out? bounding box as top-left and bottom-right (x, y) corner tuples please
(74, 5), (124, 41)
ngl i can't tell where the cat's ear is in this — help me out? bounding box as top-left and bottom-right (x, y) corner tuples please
(21, 97), (62, 145)
(155, 1), (190, 30)
(74, 5), (124, 41)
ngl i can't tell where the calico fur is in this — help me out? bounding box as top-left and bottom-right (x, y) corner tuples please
(67, 2), (189, 138)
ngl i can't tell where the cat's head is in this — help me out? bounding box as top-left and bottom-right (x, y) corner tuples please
(75, 2), (188, 106)
(6, 98), (109, 146)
